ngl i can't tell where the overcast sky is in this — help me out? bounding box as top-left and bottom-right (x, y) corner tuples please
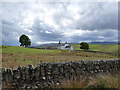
(1, 2), (118, 46)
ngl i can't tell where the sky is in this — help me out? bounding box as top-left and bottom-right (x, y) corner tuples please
(1, 2), (118, 46)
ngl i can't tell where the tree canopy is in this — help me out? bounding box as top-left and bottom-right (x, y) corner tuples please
(80, 42), (89, 50)
(19, 34), (31, 47)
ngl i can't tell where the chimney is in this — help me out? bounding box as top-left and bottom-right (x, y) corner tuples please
(58, 40), (61, 44)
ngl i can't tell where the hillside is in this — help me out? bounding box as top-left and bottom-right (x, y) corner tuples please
(72, 44), (119, 54)
(89, 42), (118, 44)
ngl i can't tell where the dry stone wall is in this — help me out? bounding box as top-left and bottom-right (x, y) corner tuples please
(1, 59), (120, 89)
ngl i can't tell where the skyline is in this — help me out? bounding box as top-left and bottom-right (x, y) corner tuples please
(1, 2), (118, 46)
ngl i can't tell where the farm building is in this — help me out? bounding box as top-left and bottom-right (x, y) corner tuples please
(57, 42), (74, 50)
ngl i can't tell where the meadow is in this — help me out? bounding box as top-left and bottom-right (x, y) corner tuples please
(1, 44), (118, 68)
(72, 44), (120, 54)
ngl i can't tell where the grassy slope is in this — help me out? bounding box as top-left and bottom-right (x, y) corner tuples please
(72, 44), (119, 54)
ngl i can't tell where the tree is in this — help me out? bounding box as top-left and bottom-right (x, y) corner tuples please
(80, 42), (89, 50)
(19, 34), (31, 47)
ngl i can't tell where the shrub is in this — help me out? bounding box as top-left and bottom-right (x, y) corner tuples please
(80, 42), (89, 50)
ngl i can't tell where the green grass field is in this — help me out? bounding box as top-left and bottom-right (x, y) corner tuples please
(72, 44), (119, 54)
(1, 45), (118, 68)
(2, 46), (61, 53)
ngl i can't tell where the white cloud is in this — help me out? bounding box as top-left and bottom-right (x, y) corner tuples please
(1, 2), (118, 45)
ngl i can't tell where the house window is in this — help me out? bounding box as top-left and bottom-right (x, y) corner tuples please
(65, 46), (71, 48)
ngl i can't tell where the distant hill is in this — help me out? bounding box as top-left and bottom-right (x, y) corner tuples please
(30, 42), (118, 48)
(30, 42), (79, 48)
(89, 42), (118, 45)
(30, 43), (58, 48)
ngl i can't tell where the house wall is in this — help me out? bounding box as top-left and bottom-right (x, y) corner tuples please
(2, 59), (120, 88)
(58, 46), (65, 49)
(70, 46), (74, 51)
(58, 46), (74, 50)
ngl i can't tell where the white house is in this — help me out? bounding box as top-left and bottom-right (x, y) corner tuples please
(57, 43), (74, 50)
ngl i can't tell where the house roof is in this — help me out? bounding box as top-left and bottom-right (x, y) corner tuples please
(57, 43), (71, 47)
(57, 43), (66, 46)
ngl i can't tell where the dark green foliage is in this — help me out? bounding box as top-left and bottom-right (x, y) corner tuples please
(80, 42), (89, 50)
(19, 34), (31, 47)
(2, 45), (9, 48)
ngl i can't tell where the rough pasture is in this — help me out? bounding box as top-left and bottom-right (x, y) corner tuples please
(2, 45), (118, 68)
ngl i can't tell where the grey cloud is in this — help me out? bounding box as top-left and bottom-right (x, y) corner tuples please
(2, 19), (31, 46)
(30, 18), (64, 42)
(70, 30), (118, 42)
(73, 3), (118, 30)
(1, 2), (118, 46)
(51, 2), (117, 30)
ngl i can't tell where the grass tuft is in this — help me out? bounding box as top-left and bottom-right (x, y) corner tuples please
(52, 73), (120, 88)
(87, 74), (120, 88)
